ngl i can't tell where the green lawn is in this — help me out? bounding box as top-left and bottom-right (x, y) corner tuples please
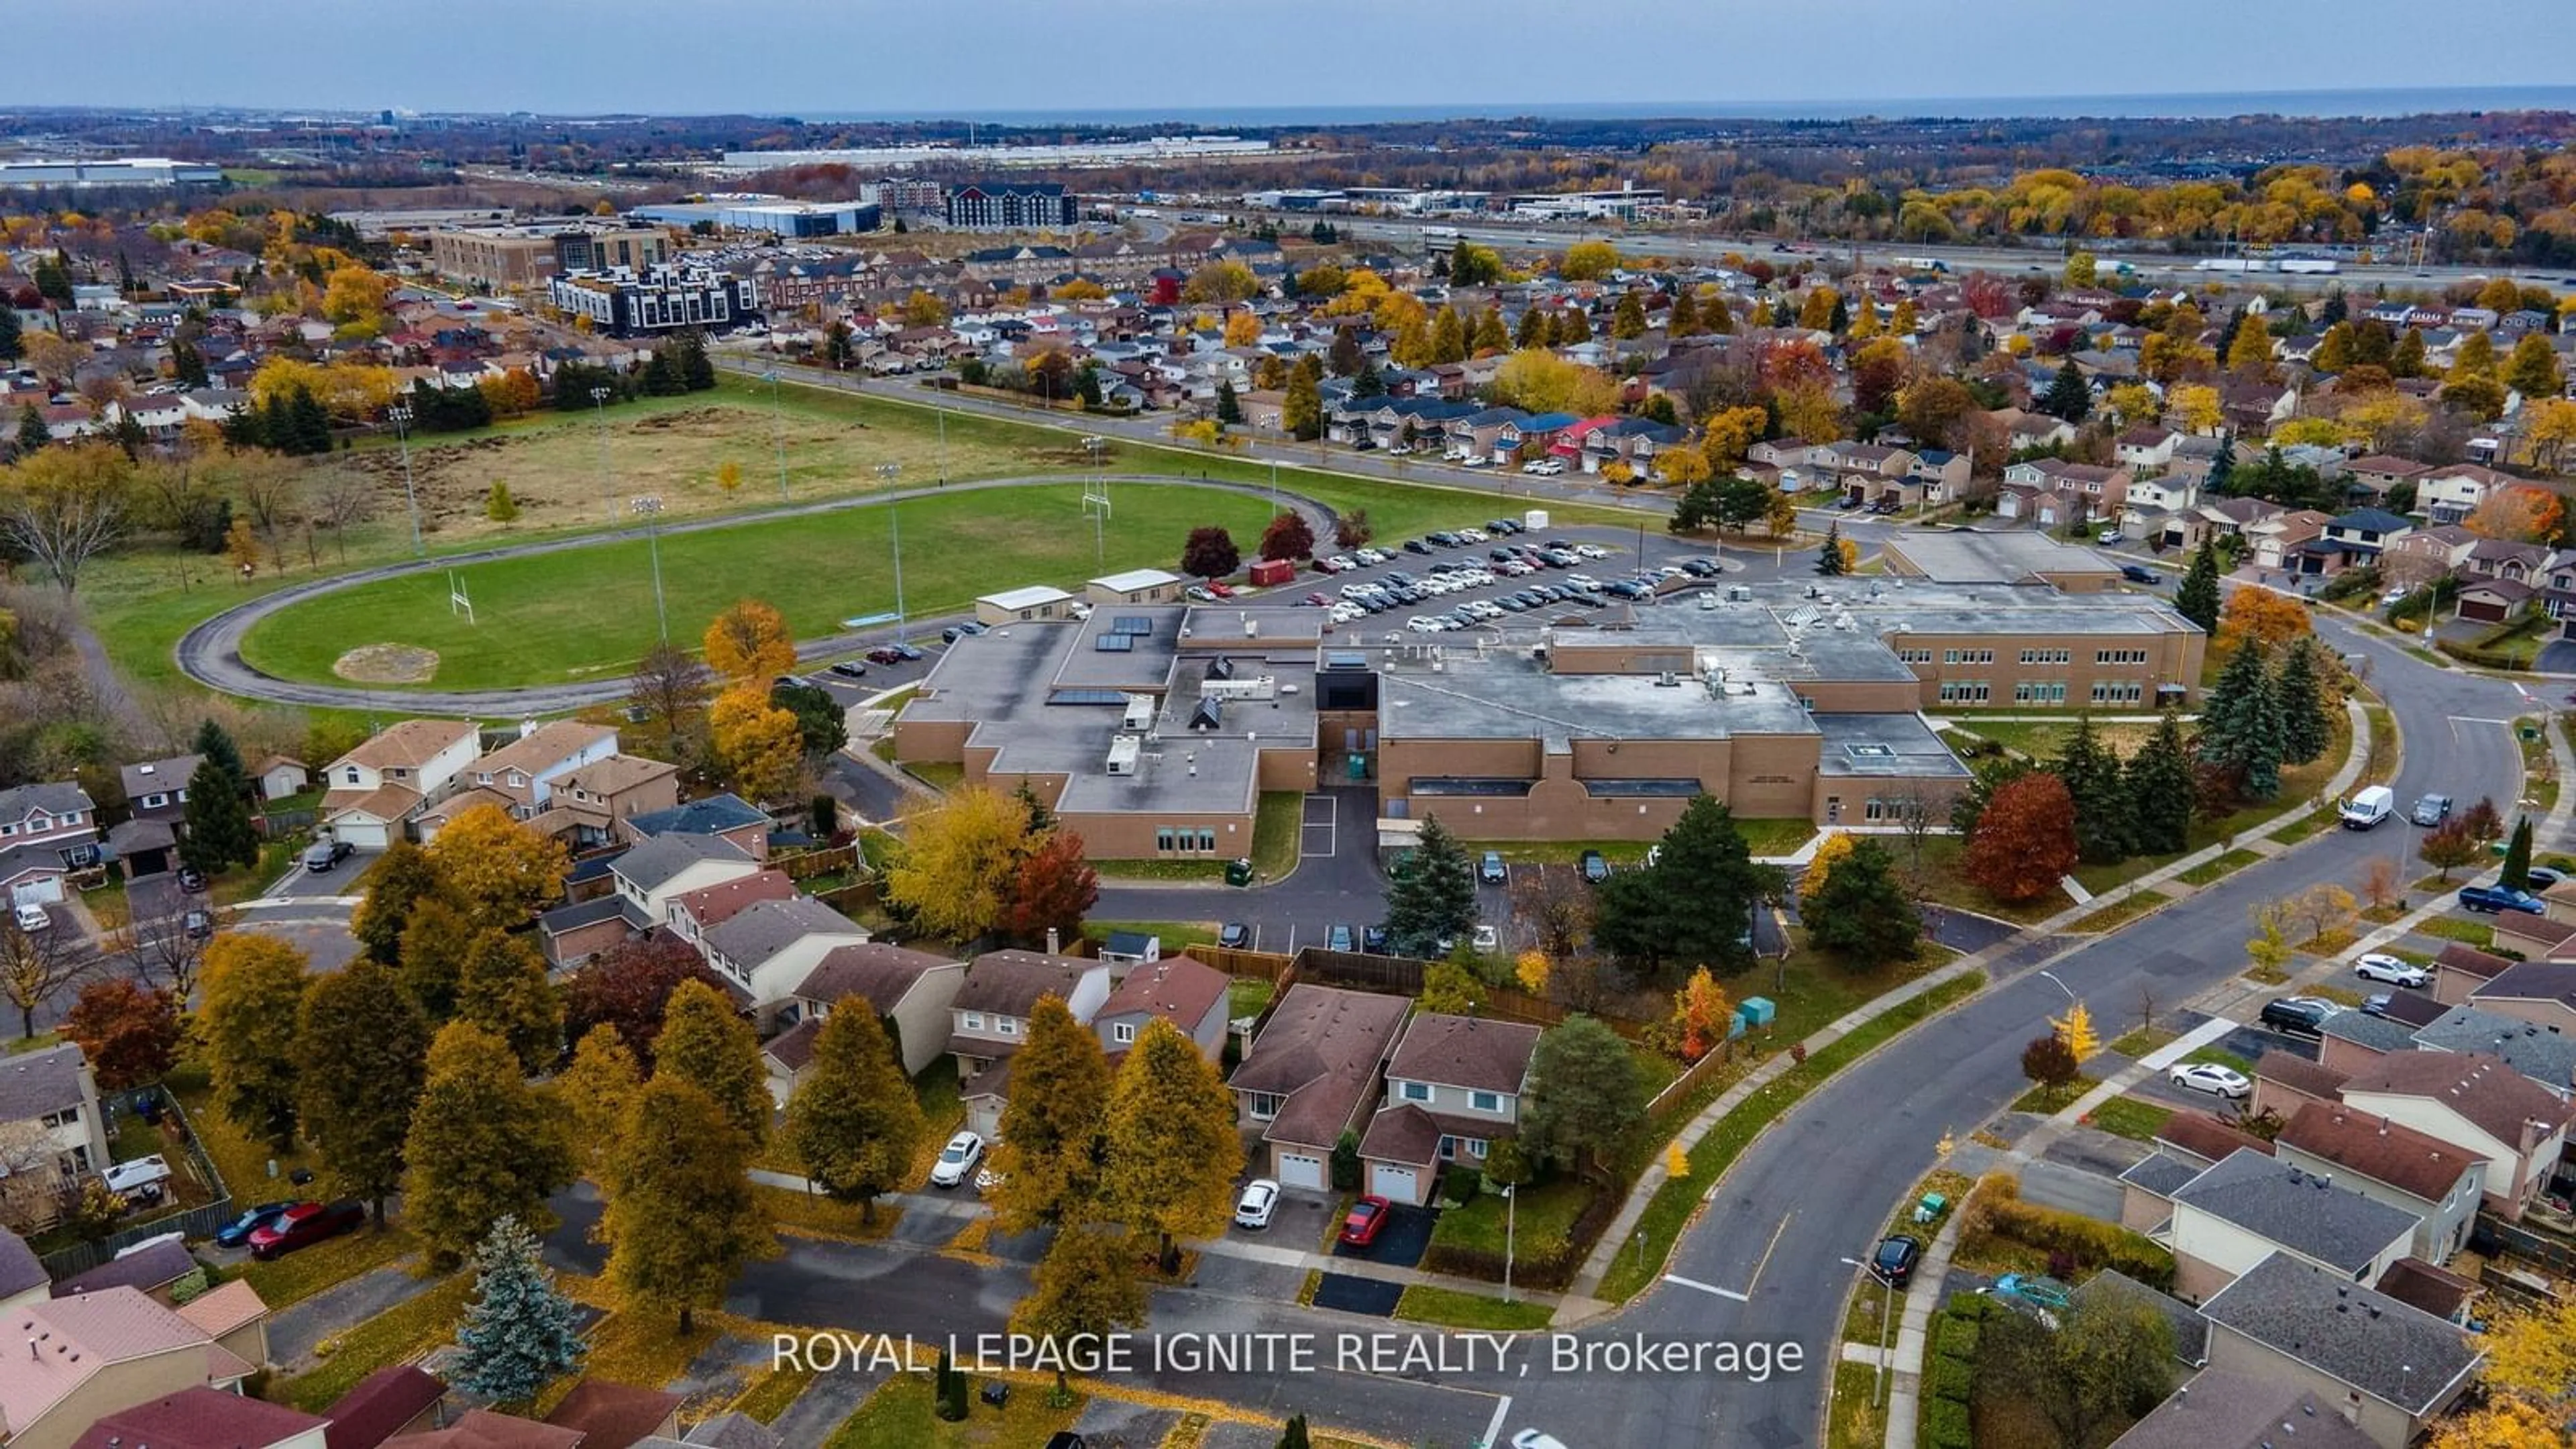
(823, 1372), (1083, 1448)
(1475, 819), (1817, 865)
(2084, 1097), (2176, 1142)
(271, 1273), (471, 1411)
(1391, 1284), (1558, 1332)
(2184, 1044), (2256, 1075)
(2176, 849), (2263, 887)
(2416, 917), (2494, 947)
(1227, 977), (1275, 1020)
(1250, 791), (1303, 879)
(1081, 920), (1219, 951)
(1430, 1177), (1597, 1259)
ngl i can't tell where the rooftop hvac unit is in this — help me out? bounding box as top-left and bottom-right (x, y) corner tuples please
(1105, 735), (1142, 776)
(1203, 676), (1279, 702)
(1122, 695), (1155, 731)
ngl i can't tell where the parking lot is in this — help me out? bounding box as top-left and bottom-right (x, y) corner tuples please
(1299, 518), (1731, 635)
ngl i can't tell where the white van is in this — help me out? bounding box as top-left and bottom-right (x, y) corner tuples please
(2339, 786), (2395, 830)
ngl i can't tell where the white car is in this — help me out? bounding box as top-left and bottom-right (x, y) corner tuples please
(1512, 1432), (1570, 1449)
(1234, 1178), (1281, 1230)
(928, 1130), (984, 1188)
(11, 902), (48, 934)
(2354, 953), (2430, 988)
(1472, 924), (1500, 951)
(1407, 616), (1444, 633)
(2168, 1063), (2253, 1099)
(1575, 543), (1609, 559)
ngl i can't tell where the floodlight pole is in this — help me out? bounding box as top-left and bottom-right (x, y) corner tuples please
(878, 462), (906, 641)
(631, 495), (668, 643)
(763, 368), (789, 500)
(588, 386), (614, 523)
(387, 403), (424, 557)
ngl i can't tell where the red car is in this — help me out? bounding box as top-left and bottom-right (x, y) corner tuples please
(247, 1200), (367, 1260)
(1205, 580), (1236, 598)
(1338, 1195), (1393, 1248)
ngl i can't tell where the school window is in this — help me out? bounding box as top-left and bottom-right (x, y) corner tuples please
(1937, 680), (1990, 704)
(1155, 828), (1177, 853)
(2017, 648), (2070, 665)
(2090, 681), (2144, 704)
(1197, 829), (1217, 852)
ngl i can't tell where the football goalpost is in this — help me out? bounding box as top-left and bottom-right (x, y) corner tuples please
(447, 571), (476, 627)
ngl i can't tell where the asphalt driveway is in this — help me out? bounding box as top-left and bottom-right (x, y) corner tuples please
(1330, 1201), (1435, 1270)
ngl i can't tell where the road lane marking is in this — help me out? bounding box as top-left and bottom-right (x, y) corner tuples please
(1746, 1214), (1792, 1292)
(1481, 1395), (1513, 1449)
(1662, 1273), (1751, 1301)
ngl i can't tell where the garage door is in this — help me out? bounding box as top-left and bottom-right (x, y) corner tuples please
(1277, 1152), (1325, 1191)
(2459, 599), (2506, 623)
(1368, 1163), (1419, 1204)
(334, 820), (390, 851)
(9, 876), (63, 907)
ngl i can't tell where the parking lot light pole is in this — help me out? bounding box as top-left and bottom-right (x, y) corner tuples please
(386, 403), (425, 557)
(588, 387), (614, 523)
(761, 368), (789, 500)
(877, 463), (905, 642)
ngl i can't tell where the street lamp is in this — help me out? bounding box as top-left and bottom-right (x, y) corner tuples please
(1841, 1256), (1897, 1407)
(2036, 969), (2078, 1003)
(588, 386), (614, 523)
(386, 403), (425, 557)
(877, 464), (906, 642)
(1501, 1183), (1519, 1304)
(761, 368), (789, 501)
(630, 496), (668, 643)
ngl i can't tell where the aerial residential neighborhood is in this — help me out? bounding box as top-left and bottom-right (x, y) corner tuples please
(4, 30), (2576, 1449)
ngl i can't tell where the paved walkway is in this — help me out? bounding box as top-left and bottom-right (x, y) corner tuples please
(1562, 699), (2377, 1320)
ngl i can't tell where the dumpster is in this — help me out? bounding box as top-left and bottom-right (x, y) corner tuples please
(1249, 558), (1296, 588)
(1346, 753), (1369, 782)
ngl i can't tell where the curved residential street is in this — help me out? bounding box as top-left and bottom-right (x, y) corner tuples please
(170, 474), (1338, 714)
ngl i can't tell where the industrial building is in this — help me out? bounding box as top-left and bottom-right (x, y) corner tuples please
(630, 194), (881, 237)
(0, 157), (223, 189)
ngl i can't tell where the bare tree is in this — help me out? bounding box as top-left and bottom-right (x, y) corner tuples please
(309, 467), (376, 564)
(0, 443), (132, 593)
(113, 903), (207, 1001)
(1509, 865), (1596, 965)
(207, 449), (303, 555)
(0, 1120), (64, 1232)
(0, 918), (88, 1040)
(627, 643), (713, 764)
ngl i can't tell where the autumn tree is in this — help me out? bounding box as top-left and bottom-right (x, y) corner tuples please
(600, 1075), (766, 1333)
(1799, 832), (1855, 908)
(562, 936), (728, 1069)
(1097, 1018), (1242, 1266)
(295, 959), (429, 1225)
(2467, 484), (2563, 543)
(457, 929), (563, 1073)
(652, 979), (770, 1151)
(1257, 511), (1315, 562)
(62, 979), (181, 1090)
(351, 839), (447, 966)
(2215, 587), (2311, 656)
(708, 683), (802, 803)
(1669, 967), (1732, 1063)
(627, 643), (713, 761)
(2051, 1002), (2101, 1063)
(0, 440), (133, 592)
(199, 932), (308, 1150)
(1009, 1225), (1148, 1397)
(2021, 1032), (2081, 1091)
(1559, 240), (1621, 280)
(1179, 525), (1240, 579)
(552, 1024), (640, 1177)
(703, 598), (796, 683)
(2420, 819), (2479, 880)
(1003, 828), (1099, 950)
(1963, 773), (2080, 904)
(987, 996), (1112, 1232)
(405, 1020), (574, 1267)
(782, 1006), (925, 1224)
(885, 787), (1034, 942)
(425, 804), (569, 930)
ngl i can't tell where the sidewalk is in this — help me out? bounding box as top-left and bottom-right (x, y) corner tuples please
(1566, 698), (2376, 1319)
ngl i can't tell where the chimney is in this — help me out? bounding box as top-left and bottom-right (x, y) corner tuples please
(1045, 928), (1060, 955)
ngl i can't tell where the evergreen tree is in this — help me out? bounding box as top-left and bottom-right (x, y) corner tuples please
(168, 336), (206, 387)
(2123, 712), (2196, 856)
(294, 960), (429, 1225)
(1668, 286), (1701, 336)
(449, 1216), (585, 1405)
(2197, 643), (2286, 801)
(485, 481), (519, 523)
(2041, 361), (2092, 423)
(1350, 362), (1385, 399)
(288, 385), (333, 454)
(17, 405), (50, 453)
(1277, 1414), (1313, 1449)
(0, 304), (19, 364)
(1214, 379), (1242, 425)
(192, 718), (248, 785)
(640, 350), (682, 397)
(2205, 439), (2236, 496)
(1804, 839), (1920, 960)
(2274, 636), (2331, 766)
(2498, 814), (2535, 893)
(988, 996), (1112, 1232)
(678, 331), (716, 390)
(782, 1006), (926, 1224)
(1827, 292), (1851, 334)
(2174, 539), (2223, 633)
(652, 979), (769, 1150)
(404, 1021), (574, 1268)
(178, 755), (259, 875)
(1381, 814), (1477, 957)
(1816, 521), (1849, 576)
(1522, 1015), (1648, 1175)
(1327, 327), (1364, 377)
(602, 1076), (766, 1334)
(1590, 795), (1772, 978)
(2049, 715), (2134, 865)
(457, 930), (563, 1073)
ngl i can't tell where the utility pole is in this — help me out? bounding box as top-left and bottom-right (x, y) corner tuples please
(878, 462), (906, 643)
(387, 403), (425, 557)
(761, 367), (789, 500)
(631, 495), (668, 642)
(588, 386), (614, 523)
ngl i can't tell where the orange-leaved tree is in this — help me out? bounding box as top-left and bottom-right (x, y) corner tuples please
(1962, 773), (2079, 904)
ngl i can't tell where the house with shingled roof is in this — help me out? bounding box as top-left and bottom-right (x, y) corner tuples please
(317, 720), (481, 849)
(2156, 1148), (2421, 1301)
(766, 943), (965, 1087)
(2273, 1104), (2485, 1265)
(2196, 1252), (2480, 1449)
(2337, 1051), (2574, 1222)
(1228, 985), (1408, 1193)
(1357, 1014), (1540, 1207)
(0, 1283), (270, 1449)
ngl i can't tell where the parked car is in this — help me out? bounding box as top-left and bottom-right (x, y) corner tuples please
(2411, 793), (2454, 827)
(865, 646), (906, 665)
(1339, 1195), (1393, 1248)
(302, 838), (355, 873)
(213, 1201), (295, 1248)
(1579, 849), (1611, 883)
(1870, 1234), (1923, 1288)
(176, 867), (208, 894)
(1481, 851), (1507, 885)
(11, 902), (48, 934)
(1472, 924), (1499, 952)
(928, 1130), (985, 1189)
(1361, 926), (1390, 954)
(2168, 1062), (2253, 1099)
(1234, 1179), (1281, 1230)
(2120, 565), (2161, 585)
(828, 660), (869, 680)
(2459, 884), (2545, 914)
(248, 1201), (366, 1260)
(1217, 922), (1252, 951)
(2361, 993), (2394, 1018)
(2526, 867), (2567, 892)
(183, 908), (215, 941)
(2259, 996), (2341, 1036)
(2353, 953), (2430, 988)
(1328, 924), (1354, 952)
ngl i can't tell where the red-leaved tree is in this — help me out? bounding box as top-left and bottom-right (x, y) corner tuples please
(1962, 772), (2080, 904)
(1258, 512), (1316, 562)
(63, 979), (183, 1090)
(563, 935), (731, 1069)
(1006, 830), (1102, 949)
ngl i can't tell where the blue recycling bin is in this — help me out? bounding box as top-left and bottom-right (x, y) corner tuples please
(1738, 997), (1776, 1028)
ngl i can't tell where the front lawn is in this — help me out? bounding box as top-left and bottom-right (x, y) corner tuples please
(823, 1371), (1084, 1449)
(1430, 1177), (1596, 1259)
(2176, 849), (2262, 887)
(241, 1224), (421, 1309)
(1391, 1284), (1556, 1332)
(2184, 1044), (2255, 1076)
(2416, 917), (2495, 948)
(2084, 1097), (2175, 1142)
(272, 1272), (471, 1411)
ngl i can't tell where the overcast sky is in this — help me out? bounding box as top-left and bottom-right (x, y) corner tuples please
(22, 1), (2576, 117)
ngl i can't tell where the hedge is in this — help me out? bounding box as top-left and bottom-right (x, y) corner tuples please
(1927, 1353), (1974, 1403)
(1966, 1175), (2177, 1290)
(1922, 1397), (1974, 1449)
(1933, 1316), (1980, 1362)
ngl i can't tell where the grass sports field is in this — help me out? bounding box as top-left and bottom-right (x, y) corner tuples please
(239, 482), (1285, 688)
(83, 368), (1651, 697)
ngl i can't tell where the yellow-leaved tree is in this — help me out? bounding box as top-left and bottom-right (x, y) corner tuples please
(883, 787), (1034, 941)
(707, 684), (802, 804)
(2049, 1002), (2100, 1061)
(424, 803), (572, 931)
(1670, 966), (1733, 1063)
(702, 599), (796, 683)
(1221, 309), (1263, 348)
(1800, 832), (1854, 908)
